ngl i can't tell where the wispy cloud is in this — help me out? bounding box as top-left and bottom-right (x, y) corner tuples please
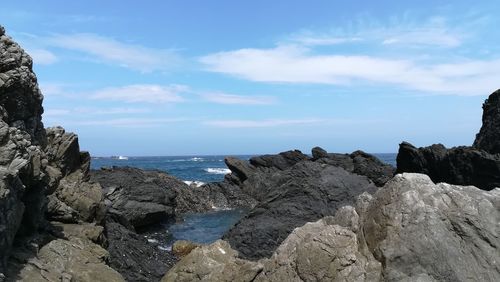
(90, 84), (187, 103)
(200, 92), (276, 105)
(26, 48), (58, 65)
(200, 44), (500, 95)
(288, 35), (362, 46)
(44, 107), (150, 117)
(204, 118), (324, 128)
(46, 33), (180, 72)
(74, 117), (190, 127)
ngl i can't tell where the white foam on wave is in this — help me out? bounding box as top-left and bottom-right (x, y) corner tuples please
(204, 168), (231, 175)
(183, 180), (205, 187)
(190, 157), (204, 162)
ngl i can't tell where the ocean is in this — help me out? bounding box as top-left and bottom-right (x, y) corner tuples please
(91, 153), (397, 249)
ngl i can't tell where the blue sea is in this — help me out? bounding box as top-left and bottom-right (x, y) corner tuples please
(91, 153), (396, 249)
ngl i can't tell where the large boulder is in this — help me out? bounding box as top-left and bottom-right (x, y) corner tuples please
(249, 149), (309, 170)
(396, 142), (500, 190)
(223, 161), (377, 260)
(164, 173), (500, 282)
(90, 167), (180, 228)
(473, 89), (500, 153)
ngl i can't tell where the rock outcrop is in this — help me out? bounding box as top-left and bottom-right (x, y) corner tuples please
(473, 89), (500, 153)
(0, 25), (123, 280)
(223, 161), (377, 260)
(164, 173), (500, 281)
(397, 142), (500, 190)
(90, 166), (180, 228)
(397, 89), (500, 191)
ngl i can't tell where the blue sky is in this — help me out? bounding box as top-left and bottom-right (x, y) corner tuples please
(1, 1), (499, 155)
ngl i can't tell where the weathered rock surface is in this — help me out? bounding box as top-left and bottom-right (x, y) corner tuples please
(313, 147), (395, 186)
(474, 89), (500, 154)
(397, 89), (500, 191)
(223, 161), (377, 260)
(0, 25), (48, 274)
(90, 166), (180, 228)
(1, 25), (115, 280)
(162, 240), (263, 282)
(172, 240), (200, 258)
(105, 212), (178, 282)
(164, 173), (500, 282)
(397, 142), (500, 190)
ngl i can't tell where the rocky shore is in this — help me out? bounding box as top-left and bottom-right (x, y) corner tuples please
(1, 24), (499, 282)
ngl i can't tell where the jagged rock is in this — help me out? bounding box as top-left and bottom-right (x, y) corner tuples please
(224, 157), (255, 183)
(50, 222), (106, 246)
(90, 167), (180, 227)
(396, 142), (500, 190)
(105, 212), (178, 282)
(172, 240), (200, 258)
(12, 237), (124, 282)
(0, 26), (48, 274)
(175, 181), (258, 213)
(164, 173), (500, 282)
(249, 150), (309, 170)
(162, 240), (263, 282)
(45, 127), (83, 177)
(313, 147), (394, 186)
(223, 161), (376, 260)
(473, 89), (500, 153)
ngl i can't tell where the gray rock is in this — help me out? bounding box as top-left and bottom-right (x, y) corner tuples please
(249, 149), (309, 170)
(164, 173), (500, 282)
(90, 167), (180, 227)
(223, 161), (377, 260)
(473, 89), (500, 153)
(396, 142), (500, 190)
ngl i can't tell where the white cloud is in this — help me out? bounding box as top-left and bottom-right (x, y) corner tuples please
(200, 45), (500, 95)
(46, 33), (179, 72)
(75, 118), (190, 127)
(204, 118), (324, 128)
(289, 36), (362, 46)
(90, 84), (187, 103)
(27, 48), (58, 65)
(200, 92), (275, 105)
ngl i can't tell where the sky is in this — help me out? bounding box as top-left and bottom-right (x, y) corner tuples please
(1, 1), (499, 156)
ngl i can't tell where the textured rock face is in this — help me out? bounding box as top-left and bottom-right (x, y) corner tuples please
(223, 161), (377, 260)
(105, 212), (178, 282)
(0, 25), (48, 274)
(1, 25), (114, 279)
(474, 89), (500, 153)
(90, 167), (180, 228)
(396, 142), (500, 190)
(162, 240), (263, 282)
(164, 173), (500, 282)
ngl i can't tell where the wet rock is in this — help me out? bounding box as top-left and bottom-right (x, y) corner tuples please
(105, 212), (178, 282)
(172, 240), (200, 258)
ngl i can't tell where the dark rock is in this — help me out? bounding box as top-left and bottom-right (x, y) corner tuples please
(90, 167), (181, 227)
(174, 181), (258, 213)
(224, 157), (255, 183)
(167, 173), (500, 282)
(396, 142), (500, 190)
(311, 146), (328, 160)
(105, 212), (177, 282)
(223, 161), (376, 260)
(473, 89), (500, 154)
(313, 148), (394, 186)
(249, 150), (309, 170)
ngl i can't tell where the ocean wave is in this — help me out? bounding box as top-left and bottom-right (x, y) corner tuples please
(183, 180), (205, 187)
(204, 168), (231, 175)
(190, 157), (204, 162)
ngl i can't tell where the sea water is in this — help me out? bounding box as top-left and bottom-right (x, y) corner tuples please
(91, 153), (396, 247)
